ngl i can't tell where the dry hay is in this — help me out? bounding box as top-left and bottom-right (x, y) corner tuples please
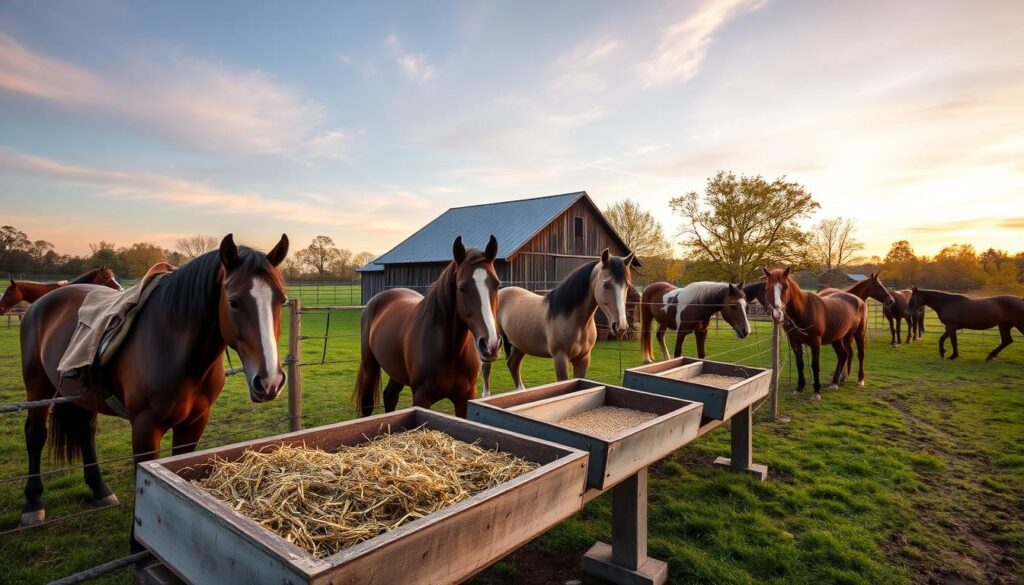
(557, 406), (658, 438)
(191, 429), (538, 558)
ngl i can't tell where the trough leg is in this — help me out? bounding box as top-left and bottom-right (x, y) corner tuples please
(581, 469), (667, 585)
(712, 405), (768, 481)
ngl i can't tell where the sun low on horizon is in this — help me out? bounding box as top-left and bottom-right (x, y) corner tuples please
(1, 1), (1022, 260)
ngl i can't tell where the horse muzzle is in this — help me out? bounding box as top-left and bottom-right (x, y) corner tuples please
(735, 327), (750, 339)
(249, 370), (286, 402)
(477, 337), (501, 362)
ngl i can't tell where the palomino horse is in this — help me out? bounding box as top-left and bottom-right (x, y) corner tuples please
(885, 289), (925, 346)
(0, 266), (122, 314)
(639, 281), (751, 363)
(19, 234), (288, 526)
(355, 236), (500, 418)
(483, 249), (635, 393)
(908, 287), (1024, 360)
(762, 267), (868, 400)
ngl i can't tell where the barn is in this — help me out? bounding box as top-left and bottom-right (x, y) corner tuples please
(357, 191), (633, 301)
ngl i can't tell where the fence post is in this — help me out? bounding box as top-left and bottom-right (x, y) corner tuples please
(287, 298), (303, 432)
(769, 320), (781, 420)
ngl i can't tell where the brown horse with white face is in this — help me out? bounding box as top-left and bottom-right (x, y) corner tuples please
(763, 267), (868, 400)
(908, 287), (1024, 360)
(0, 266), (122, 314)
(18, 234), (288, 527)
(482, 249), (635, 393)
(640, 281), (751, 363)
(355, 236), (500, 418)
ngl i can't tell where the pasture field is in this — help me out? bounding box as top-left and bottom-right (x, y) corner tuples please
(0, 304), (1021, 584)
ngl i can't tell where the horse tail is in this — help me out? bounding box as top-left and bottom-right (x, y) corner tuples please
(48, 401), (90, 464)
(353, 300), (382, 417)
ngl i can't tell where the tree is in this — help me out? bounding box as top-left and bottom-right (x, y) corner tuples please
(0, 225), (32, 272)
(328, 248), (355, 279)
(806, 217), (864, 285)
(295, 236), (343, 279)
(352, 251), (375, 270)
(604, 199), (671, 258)
(670, 171), (819, 282)
(930, 244), (982, 290)
(123, 242), (167, 277)
(175, 235), (220, 261)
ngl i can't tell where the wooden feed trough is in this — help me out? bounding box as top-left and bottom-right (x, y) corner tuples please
(622, 357), (771, 421)
(468, 379), (704, 585)
(134, 407), (588, 585)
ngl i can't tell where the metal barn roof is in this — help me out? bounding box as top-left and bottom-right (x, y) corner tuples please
(359, 191), (597, 269)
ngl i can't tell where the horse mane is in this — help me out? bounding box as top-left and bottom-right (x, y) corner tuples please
(545, 258), (629, 319)
(421, 248), (487, 324)
(743, 281), (765, 301)
(69, 267), (102, 285)
(665, 282), (731, 308)
(153, 247), (284, 320)
(916, 288), (966, 300)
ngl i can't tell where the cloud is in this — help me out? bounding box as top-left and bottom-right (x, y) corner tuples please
(0, 33), (343, 157)
(639, 0), (766, 88)
(386, 33), (437, 81)
(906, 217), (1024, 233)
(548, 39), (622, 93)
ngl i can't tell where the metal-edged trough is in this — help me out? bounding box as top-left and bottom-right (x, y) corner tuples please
(134, 407), (588, 585)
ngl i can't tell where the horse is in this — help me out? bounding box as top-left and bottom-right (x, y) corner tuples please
(483, 249), (635, 393)
(355, 236), (500, 418)
(762, 267), (868, 400)
(883, 289), (924, 346)
(908, 287), (1024, 360)
(639, 281), (751, 363)
(0, 266), (122, 314)
(820, 272), (895, 308)
(18, 234), (289, 527)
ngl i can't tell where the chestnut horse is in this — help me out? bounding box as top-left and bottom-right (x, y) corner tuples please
(762, 267), (868, 400)
(483, 249), (635, 393)
(19, 234), (288, 527)
(908, 287), (1024, 360)
(820, 272), (895, 308)
(355, 236), (500, 418)
(639, 281), (751, 363)
(0, 266), (122, 314)
(884, 289), (925, 346)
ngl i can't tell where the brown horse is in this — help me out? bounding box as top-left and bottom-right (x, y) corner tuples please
(639, 281), (751, 363)
(884, 289), (925, 346)
(19, 235), (288, 526)
(483, 249), (635, 393)
(908, 287), (1024, 360)
(355, 236), (500, 418)
(820, 272), (895, 308)
(763, 267), (868, 400)
(0, 266), (122, 314)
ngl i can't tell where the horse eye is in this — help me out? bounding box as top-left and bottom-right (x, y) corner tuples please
(228, 299), (240, 310)
(458, 286), (466, 293)
(603, 283), (611, 290)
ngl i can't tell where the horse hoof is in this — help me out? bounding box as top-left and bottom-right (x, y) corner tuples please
(94, 493), (119, 507)
(858, 380), (865, 387)
(20, 509), (45, 526)
(811, 393), (822, 401)
(827, 384), (839, 390)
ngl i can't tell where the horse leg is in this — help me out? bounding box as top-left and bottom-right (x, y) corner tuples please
(792, 343), (806, 394)
(355, 351), (382, 418)
(890, 316), (899, 347)
(507, 347), (526, 390)
(383, 378), (404, 411)
(552, 352), (571, 381)
(77, 407), (116, 506)
(695, 329), (708, 359)
(656, 326), (670, 361)
(843, 336), (853, 381)
(809, 339), (823, 401)
(948, 328), (959, 360)
(937, 330), (949, 358)
(917, 312), (925, 339)
(673, 331), (687, 359)
(986, 324), (1013, 361)
(571, 353), (591, 378)
(171, 412), (210, 456)
(828, 341), (847, 390)
(130, 415), (167, 552)
(855, 324), (866, 387)
(21, 406), (48, 526)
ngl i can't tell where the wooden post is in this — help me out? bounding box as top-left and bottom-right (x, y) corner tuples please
(770, 321), (781, 420)
(287, 299), (302, 432)
(712, 405), (768, 481)
(582, 469), (667, 585)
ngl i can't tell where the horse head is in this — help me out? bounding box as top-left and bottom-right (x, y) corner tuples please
(451, 235), (501, 362)
(217, 233), (290, 403)
(762, 266), (794, 324)
(0, 279), (22, 315)
(868, 272), (895, 308)
(594, 249), (636, 337)
(908, 285), (922, 313)
(720, 282), (751, 339)
(96, 266), (123, 291)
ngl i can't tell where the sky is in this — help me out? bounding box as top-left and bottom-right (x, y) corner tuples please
(1, 0), (1022, 259)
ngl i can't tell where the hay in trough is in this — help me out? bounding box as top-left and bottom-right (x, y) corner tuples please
(191, 429), (538, 558)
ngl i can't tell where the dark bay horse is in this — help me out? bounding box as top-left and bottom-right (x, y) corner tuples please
(908, 287), (1024, 360)
(763, 267), (868, 400)
(639, 281), (750, 363)
(355, 236), (500, 417)
(820, 272), (895, 308)
(0, 266), (122, 314)
(483, 249), (635, 392)
(884, 289), (925, 346)
(19, 235), (288, 526)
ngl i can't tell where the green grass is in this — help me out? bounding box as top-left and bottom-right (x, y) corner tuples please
(0, 303), (1021, 584)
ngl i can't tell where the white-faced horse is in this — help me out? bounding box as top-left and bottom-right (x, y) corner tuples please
(639, 281), (751, 363)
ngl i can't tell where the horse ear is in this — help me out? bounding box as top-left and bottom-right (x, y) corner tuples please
(762, 266), (770, 278)
(452, 236), (466, 265)
(624, 252), (636, 267)
(484, 235), (498, 263)
(266, 234), (289, 267)
(783, 267), (791, 278)
(219, 234), (241, 272)
(600, 248), (610, 266)
(874, 270), (882, 279)
(728, 282), (739, 294)
(912, 285), (918, 292)
(737, 280), (745, 290)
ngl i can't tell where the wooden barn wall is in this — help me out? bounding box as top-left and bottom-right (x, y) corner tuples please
(363, 261), (511, 301)
(509, 200), (628, 290)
